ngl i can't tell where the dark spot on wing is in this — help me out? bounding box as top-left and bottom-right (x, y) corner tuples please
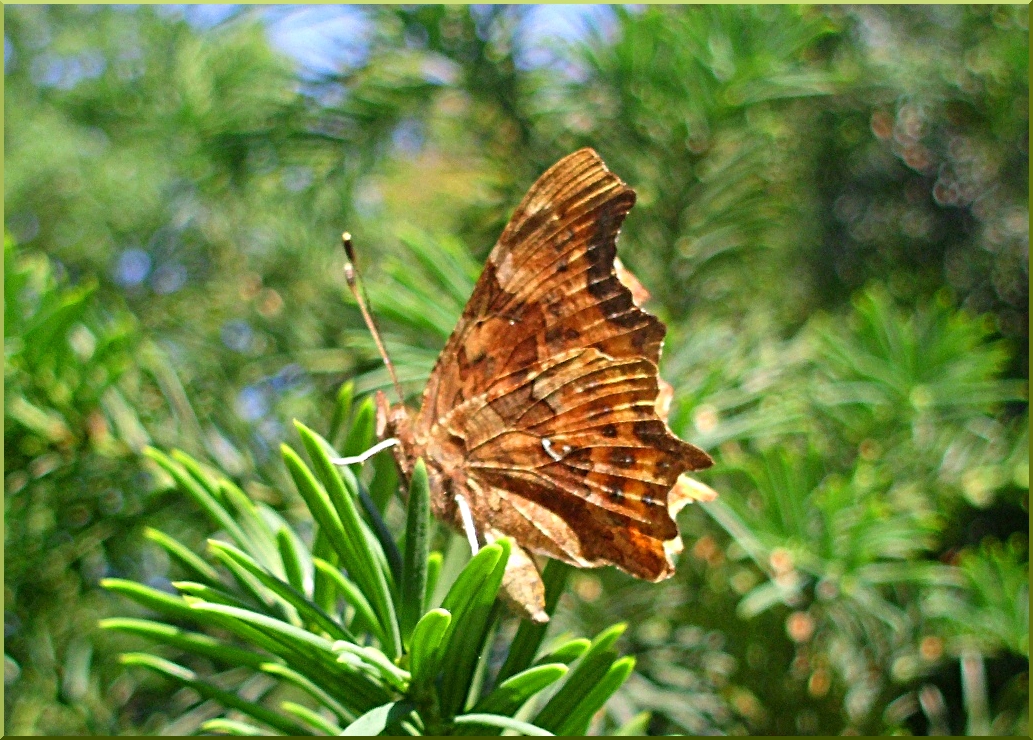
(509, 206), (554, 249)
(565, 447), (592, 465)
(583, 195), (646, 330)
(506, 334), (539, 373)
(602, 424), (618, 438)
(609, 449), (636, 468)
(465, 263), (501, 318)
(585, 213), (618, 299)
(598, 289), (637, 327)
(633, 419), (667, 445)
(631, 326), (648, 350)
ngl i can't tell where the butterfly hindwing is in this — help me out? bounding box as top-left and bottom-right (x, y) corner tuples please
(431, 347), (708, 579)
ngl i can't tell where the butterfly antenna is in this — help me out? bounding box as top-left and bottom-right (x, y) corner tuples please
(341, 232), (406, 404)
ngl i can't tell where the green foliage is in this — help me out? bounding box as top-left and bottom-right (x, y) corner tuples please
(673, 289), (1026, 733)
(5, 234), (137, 455)
(3, 234), (162, 734)
(4, 4), (439, 478)
(809, 6), (1029, 367)
(5, 4), (1027, 736)
(102, 408), (635, 735)
(565, 6), (840, 317)
(926, 537), (1029, 659)
(810, 289), (1027, 510)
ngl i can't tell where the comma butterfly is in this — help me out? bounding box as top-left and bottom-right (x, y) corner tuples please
(366, 148), (715, 622)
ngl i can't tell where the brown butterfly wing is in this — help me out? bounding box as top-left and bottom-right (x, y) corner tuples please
(432, 348), (711, 579)
(417, 148), (664, 428)
(412, 148), (712, 583)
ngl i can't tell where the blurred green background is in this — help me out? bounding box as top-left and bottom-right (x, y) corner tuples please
(4, 4), (1028, 735)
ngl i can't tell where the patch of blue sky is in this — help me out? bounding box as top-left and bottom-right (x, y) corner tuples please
(264, 5), (370, 77)
(163, 5), (615, 78)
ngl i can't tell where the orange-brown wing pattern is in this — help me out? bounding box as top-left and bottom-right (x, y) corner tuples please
(417, 148), (664, 431)
(429, 347), (711, 580)
(395, 147), (714, 600)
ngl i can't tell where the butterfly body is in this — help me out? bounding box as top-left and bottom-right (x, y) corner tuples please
(376, 148), (713, 622)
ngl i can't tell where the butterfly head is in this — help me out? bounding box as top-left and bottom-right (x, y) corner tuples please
(374, 390), (418, 480)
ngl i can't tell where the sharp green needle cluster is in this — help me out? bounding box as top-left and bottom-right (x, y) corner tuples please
(101, 398), (636, 736)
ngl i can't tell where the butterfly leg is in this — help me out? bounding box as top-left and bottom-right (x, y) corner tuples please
(453, 492), (481, 555)
(328, 437), (399, 466)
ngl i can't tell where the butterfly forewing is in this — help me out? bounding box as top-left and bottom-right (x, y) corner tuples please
(404, 148), (713, 590)
(417, 149), (665, 426)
